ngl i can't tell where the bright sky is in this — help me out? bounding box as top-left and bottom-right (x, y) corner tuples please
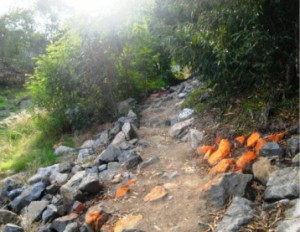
(0, 0), (119, 15)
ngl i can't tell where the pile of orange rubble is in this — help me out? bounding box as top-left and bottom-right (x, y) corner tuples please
(197, 131), (285, 175)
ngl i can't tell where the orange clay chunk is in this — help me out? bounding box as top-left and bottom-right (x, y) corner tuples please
(246, 132), (261, 148)
(208, 139), (231, 166)
(204, 148), (215, 160)
(235, 135), (246, 144)
(236, 151), (257, 170)
(266, 132), (285, 142)
(209, 159), (236, 175)
(197, 145), (214, 155)
(255, 138), (267, 153)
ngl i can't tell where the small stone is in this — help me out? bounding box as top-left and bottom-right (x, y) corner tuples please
(188, 129), (204, 149)
(46, 184), (60, 195)
(51, 213), (78, 232)
(162, 171), (180, 180)
(138, 156), (160, 170)
(259, 142), (284, 157)
(292, 153), (300, 165)
(178, 93), (187, 98)
(77, 148), (94, 163)
(2, 224), (24, 232)
(54, 145), (74, 156)
(98, 164), (107, 172)
(178, 108), (194, 120)
(216, 197), (255, 232)
(264, 167), (300, 200)
(144, 186), (168, 202)
(287, 136), (300, 156)
(252, 157), (277, 185)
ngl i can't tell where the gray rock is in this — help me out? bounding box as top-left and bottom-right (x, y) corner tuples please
(252, 157), (277, 185)
(98, 164), (107, 172)
(23, 201), (48, 223)
(49, 172), (69, 186)
(138, 156), (160, 170)
(178, 108), (194, 121)
(264, 167), (300, 200)
(118, 142), (133, 150)
(54, 145), (74, 156)
(97, 145), (121, 164)
(122, 122), (138, 140)
(2, 224), (24, 232)
(60, 171), (86, 205)
(64, 222), (79, 232)
(7, 187), (26, 201)
(42, 204), (59, 224)
(276, 198), (300, 232)
(80, 140), (94, 148)
(58, 162), (73, 173)
(169, 118), (194, 138)
(77, 148), (95, 163)
(117, 98), (136, 116)
(37, 223), (52, 232)
(94, 130), (109, 148)
(10, 182), (45, 213)
(109, 123), (121, 140)
(118, 150), (142, 169)
(162, 171), (180, 180)
(259, 142), (284, 157)
(288, 136), (300, 156)
(146, 118), (160, 127)
(78, 173), (102, 194)
(188, 129), (205, 149)
(99, 163), (121, 181)
(202, 173), (253, 208)
(51, 213), (78, 232)
(292, 153), (300, 165)
(165, 118), (177, 127)
(178, 93), (187, 98)
(127, 110), (138, 119)
(71, 165), (83, 174)
(111, 131), (126, 145)
(0, 209), (20, 225)
(216, 197), (255, 232)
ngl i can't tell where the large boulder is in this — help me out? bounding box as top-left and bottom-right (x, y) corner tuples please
(0, 177), (23, 204)
(216, 197), (255, 232)
(264, 167), (300, 201)
(122, 122), (138, 140)
(78, 173), (102, 194)
(118, 150), (142, 169)
(42, 204), (59, 224)
(10, 182), (45, 213)
(201, 173), (253, 208)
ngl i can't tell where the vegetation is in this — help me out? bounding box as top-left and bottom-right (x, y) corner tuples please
(0, 0), (298, 175)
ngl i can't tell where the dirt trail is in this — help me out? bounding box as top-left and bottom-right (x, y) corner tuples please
(102, 94), (213, 231)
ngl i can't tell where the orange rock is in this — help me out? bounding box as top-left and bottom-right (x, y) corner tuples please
(236, 151), (257, 170)
(208, 139), (231, 166)
(255, 138), (267, 153)
(204, 148), (214, 160)
(266, 132), (285, 142)
(235, 135), (246, 144)
(246, 132), (261, 148)
(114, 179), (137, 198)
(215, 135), (222, 145)
(85, 205), (110, 231)
(197, 145), (214, 155)
(114, 214), (143, 232)
(209, 159), (236, 175)
(144, 186), (168, 202)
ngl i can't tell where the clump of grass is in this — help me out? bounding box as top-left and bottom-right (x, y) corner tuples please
(0, 109), (74, 177)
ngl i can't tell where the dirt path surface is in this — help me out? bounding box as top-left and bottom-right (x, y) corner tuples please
(100, 93), (214, 231)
